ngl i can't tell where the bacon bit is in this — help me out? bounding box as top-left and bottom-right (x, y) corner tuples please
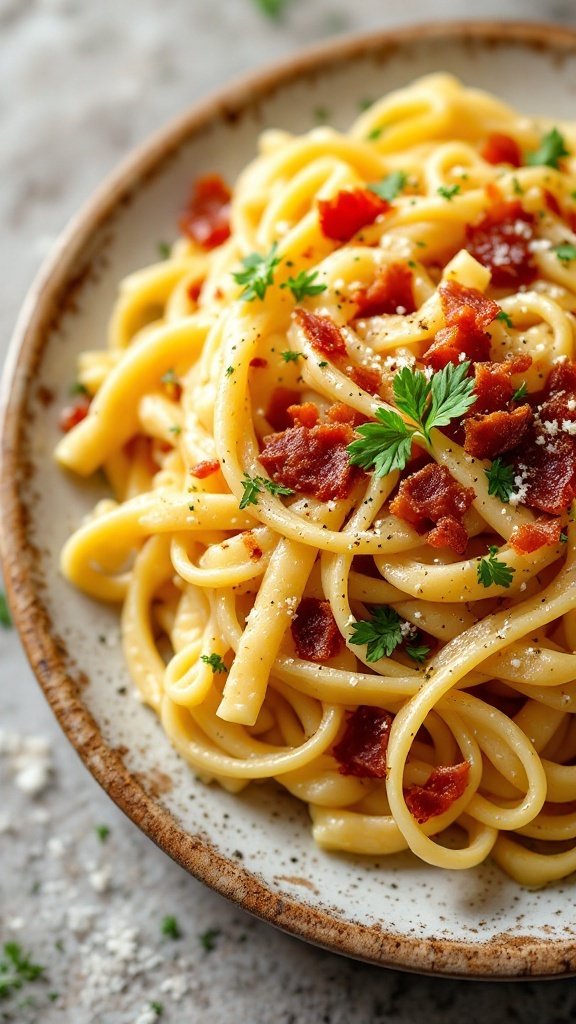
(473, 362), (516, 413)
(265, 387), (301, 432)
(464, 405), (533, 460)
(440, 280), (500, 331)
(260, 421), (360, 501)
(543, 189), (562, 217)
(423, 322), (492, 370)
(349, 365), (382, 395)
(288, 402), (319, 428)
(249, 357), (268, 368)
(404, 761), (470, 824)
(333, 706), (393, 778)
(427, 517), (469, 554)
(480, 133), (522, 167)
(190, 459), (220, 479)
(242, 531), (263, 561)
(423, 280), (499, 369)
(291, 597), (342, 663)
(58, 395), (91, 432)
(179, 174), (231, 250)
(509, 517), (562, 555)
(390, 463), (474, 555)
(187, 280), (203, 303)
(295, 308), (347, 356)
(318, 188), (389, 242)
(514, 436), (576, 515)
(326, 403), (358, 425)
(352, 263), (416, 317)
(465, 200), (537, 288)
(547, 361), (576, 395)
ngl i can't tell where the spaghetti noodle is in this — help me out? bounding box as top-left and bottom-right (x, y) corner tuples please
(56, 74), (576, 886)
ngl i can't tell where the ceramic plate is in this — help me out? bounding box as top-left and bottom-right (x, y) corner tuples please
(3, 21), (576, 978)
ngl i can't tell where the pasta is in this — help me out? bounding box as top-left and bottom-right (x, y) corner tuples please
(56, 73), (576, 887)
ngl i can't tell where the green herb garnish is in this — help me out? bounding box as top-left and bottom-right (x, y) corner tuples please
(251, 0), (290, 18)
(201, 653), (228, 674)
(349, 607), (403, 662)
(347, 361), (477, 477)
(554, 243), (576, 264)
(0, 943), (44, 1000)
(157, 241), (171, 260)
(239, 475), (294, 509)
(280, 350), (304, 362)
(512, 381), (528, 402)
(161, 916), (181, 940)
(232, 243), (281, 301)
(0, 593), (12, 629)
(485, 458), (515, 503)
(367, 127), (384, 141)
(199, 928), (221, 952)
(437, 184), (461, 201)
(405, 642), (431, 664)
(95, 825), (110, 843)
(368, 170), (407, 202)
(496, 310), (514, 328)
(280, 269), (326, 301)
(477, 546), (515, 588)
(526, 127), (570, 169)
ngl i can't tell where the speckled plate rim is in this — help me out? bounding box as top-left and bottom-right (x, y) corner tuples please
(4, 19), (576, 979)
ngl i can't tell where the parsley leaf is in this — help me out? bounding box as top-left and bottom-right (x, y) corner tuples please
(280, 269), (326, 301)
(280, 350), (303, 362)
(251, 0), (290, 17)
(0, 943), (45, 999)
(485, 458), (515, 502)
(368, 170), (407, 202)
(477, 546), (515, 588)
(526, 127), (570, 169)
(405, 642), (431, 664)
(95, 824), (110, 843)
(0, 592), (12, 629)
(232, 243), (281, 301)
(70, 381), (89, 397)
(239, 474), (294, 509)
(347, 362), (476, 476)
(554, 242), (576, 264)
(150, 1002), (164, 1018)
(157, 241), (171, 260)
(437, 184), (461, 201)
(512, 381), (528, 402)
(349, 606), (403, 662)
(199, 928), (221, 952)
(496, 309), (514, 328)
(426, 360), (477, 433)
(347, 408), (415, 478)
(201, 653), (228, 674)
(161, 916), (181, 940)
(367, 126), (384, 141)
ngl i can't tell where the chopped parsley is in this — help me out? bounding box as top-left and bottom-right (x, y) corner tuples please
(251, 0), (291, 18)
(512, 176), (524, 196)
(485, 458), (515, 503)
(280, 269), (326, 301)
(358, 97), (375, 112)
(554, 242), (576, 264)
(368, 170), (407, 202)
(318, 360), (328, 368)
(437, 184), (461, 201)
(161, 916), (181, 940)
(405, 642), (431, 664)
(526, 127), (570, 169)
(0, 942), (45, 1000)
(157, 241), (171, 260)
(367, 126), (384, 141)
(347, 361), (477, 477)
(169, 424), (182, 435)
(280, 350), (304, 362)
(0, 592), (12, 629)
(201, 653), (228, 674)
(239, 474), (294, 509)
(496, 309), (514, 328)
(512, 381), (528, 402)
(160, 369), (179, 386)
(199, 928), (221, 952)
(226, 365), (234, 376)
(477, 546), (515, 588)
(561, 532), (569, 543)
(232, 243), (281, 301)
(349, 606), (427, 663)
(95, 824), (110, 843)
(69, 381), (89, 397)
(313, 106), (330, 124)
(150, 1002), (164, 1018)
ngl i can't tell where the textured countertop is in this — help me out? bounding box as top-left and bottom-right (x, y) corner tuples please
(3, 1), (576, 1021)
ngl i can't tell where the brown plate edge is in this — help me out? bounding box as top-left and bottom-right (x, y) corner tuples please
(2, 19), (576, 979)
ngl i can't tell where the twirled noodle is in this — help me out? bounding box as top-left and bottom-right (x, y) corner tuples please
(56, 74), (576, 886)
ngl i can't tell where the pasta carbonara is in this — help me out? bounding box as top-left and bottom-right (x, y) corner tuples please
(56, 75), (576, 887)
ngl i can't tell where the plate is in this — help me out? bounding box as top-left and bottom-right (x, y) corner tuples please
(3, 20), (576, 978)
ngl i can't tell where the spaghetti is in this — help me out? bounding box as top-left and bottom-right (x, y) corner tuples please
(56, 74), (576, 886)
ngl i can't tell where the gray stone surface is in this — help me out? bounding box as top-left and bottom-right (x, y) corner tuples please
(2, 1), (576, 1021)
